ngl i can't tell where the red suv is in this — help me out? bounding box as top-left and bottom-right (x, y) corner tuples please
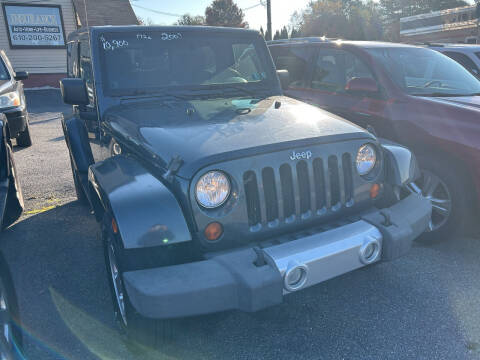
(269, 39), (480, 241)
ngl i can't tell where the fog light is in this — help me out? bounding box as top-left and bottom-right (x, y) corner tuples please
(363, 243), (375, 259)
(359, 237), (381, 264)
(284, 263), (308, 292)
(370, 183), (381, 199)
(204, 222), (223, 241)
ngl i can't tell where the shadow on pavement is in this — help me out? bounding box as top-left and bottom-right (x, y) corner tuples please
(25, 90), (71, 115)
(0, 201), (478, 359)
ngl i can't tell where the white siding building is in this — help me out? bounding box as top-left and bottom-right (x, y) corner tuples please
(0, 0), (137, 87)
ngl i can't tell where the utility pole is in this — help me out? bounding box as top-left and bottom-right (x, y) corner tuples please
(266, 0), (272, 40)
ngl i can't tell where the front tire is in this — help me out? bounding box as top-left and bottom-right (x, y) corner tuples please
(15, 122), (31, 148)
(405, 155), (469, 243)
(101, 215), (174, 350)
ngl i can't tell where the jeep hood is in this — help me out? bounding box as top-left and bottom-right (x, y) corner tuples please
(104, 96), (372, 179)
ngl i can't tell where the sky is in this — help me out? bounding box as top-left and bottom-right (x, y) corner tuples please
(130, 0), (312, 33)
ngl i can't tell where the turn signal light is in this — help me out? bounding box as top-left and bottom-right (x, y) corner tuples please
(370, 183), (381, 199)
(204, 222), (223, 241)
(111, 218), (119, 234)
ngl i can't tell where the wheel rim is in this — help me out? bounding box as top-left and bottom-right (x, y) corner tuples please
(406, 169), (452, 232)
(108, 243), (127, 327)
(0, 280), (13, 360)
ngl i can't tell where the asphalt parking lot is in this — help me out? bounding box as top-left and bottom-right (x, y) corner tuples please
(0, 89), (480, 360)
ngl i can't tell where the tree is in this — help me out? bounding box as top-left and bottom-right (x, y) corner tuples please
(296, 0), (384, 40)
(273, 26), (289, 40)
(175, 14), (205, 26)
(265, 28), (272, 41)
(290, 27), (300, 38)
(137, 16), (155, 25)
(299, 0), (349, 38)
(205, 0), (248, 28)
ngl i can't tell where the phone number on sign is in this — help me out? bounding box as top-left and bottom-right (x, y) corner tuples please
(12, 34), (62, 42)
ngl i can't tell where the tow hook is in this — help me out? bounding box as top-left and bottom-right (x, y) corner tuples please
(253, 246), (267, 267)
(380, 211), (392, 227)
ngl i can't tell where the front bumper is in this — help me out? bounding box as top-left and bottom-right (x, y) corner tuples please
(123, 194), (431, 319)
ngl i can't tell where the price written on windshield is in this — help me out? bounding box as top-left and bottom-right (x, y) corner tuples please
(100, 36), (128, 51)
(136, 34), (152, 40)
(161, 32), (182, 40)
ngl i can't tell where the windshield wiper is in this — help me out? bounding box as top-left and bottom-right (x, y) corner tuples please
(121, 90), (187, 101)
(222, 84), (260, 98)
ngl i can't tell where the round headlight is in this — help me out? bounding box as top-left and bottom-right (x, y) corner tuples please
(195, 171), (231, 208)
(356, 144), (377, 176)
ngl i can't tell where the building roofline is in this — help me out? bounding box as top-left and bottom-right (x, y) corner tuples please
(400, 4), (476, 23)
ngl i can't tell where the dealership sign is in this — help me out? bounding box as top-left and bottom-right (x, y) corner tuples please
(2, 3), (66, 48)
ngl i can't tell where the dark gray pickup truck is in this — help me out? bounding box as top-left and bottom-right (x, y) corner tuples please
(60, 26), (431, 347)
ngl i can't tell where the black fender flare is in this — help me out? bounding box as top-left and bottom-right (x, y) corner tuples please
(88, 155), (192, 249)
(62, 115), (94, 175)
(0, 117), (23, 230)
(0, 119), (9, 224)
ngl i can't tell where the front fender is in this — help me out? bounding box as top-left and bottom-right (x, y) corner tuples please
(0, 117), (23, 230)
(0, 119), (9, 226)
(88, 155), (192, 249)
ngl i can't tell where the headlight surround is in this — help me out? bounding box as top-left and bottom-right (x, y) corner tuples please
(0, 92), (20, 109)
(356, 144), (377, 176)
(195, 171), (231, 208)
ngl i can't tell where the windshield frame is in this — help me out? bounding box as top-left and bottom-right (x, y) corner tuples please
(366, 46), (480, 97)
(92, 27), (280, 98)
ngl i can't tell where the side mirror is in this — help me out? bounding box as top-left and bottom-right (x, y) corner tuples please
(14, 71), (28, 81)
(60, 78), (89, 106)
(345, 77), (379, 95)
(276, 69), (290, 90)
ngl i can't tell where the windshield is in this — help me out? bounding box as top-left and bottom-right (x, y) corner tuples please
(97, 30), (275, 96)
(367, 47), (480, 96)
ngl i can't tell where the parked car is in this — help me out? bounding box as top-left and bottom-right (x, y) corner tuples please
(0, 51), (31, 148)
(0, 113), (23, 230)
(423, 43), (480, 78)
(269, 38), (480, 242)
(61, 26), (431, 347)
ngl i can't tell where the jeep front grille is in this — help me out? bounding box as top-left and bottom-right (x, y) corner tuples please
(243, 153), (354, 230)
